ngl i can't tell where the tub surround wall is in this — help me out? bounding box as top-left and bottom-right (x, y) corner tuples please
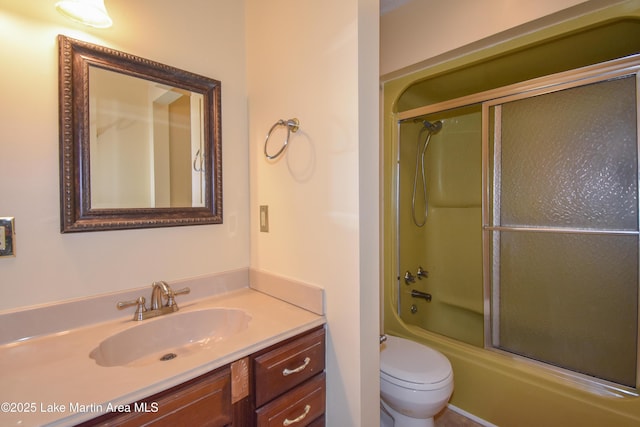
(397, 110), (483, 347)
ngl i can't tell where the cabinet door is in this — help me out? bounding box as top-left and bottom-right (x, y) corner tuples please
(79, 367), (232, 427)
(255, 373), (325, 427)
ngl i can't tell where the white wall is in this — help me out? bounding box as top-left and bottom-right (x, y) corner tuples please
(380, 0), (602, 77)
(245, 0), (380, 425)
(0, 0), (250, 310)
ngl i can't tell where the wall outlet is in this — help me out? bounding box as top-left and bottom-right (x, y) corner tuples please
(260, 205), (269, 232)
(0, 217), (15, 257)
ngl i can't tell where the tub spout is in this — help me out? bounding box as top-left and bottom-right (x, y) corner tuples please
(411, 289), (432, 302)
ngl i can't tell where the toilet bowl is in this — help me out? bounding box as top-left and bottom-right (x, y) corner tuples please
(380, 335), (454, 427)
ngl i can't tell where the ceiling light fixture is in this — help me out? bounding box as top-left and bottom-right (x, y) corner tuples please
(56, 0), (113, 29)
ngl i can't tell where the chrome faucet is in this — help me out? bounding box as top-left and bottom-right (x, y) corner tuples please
(151, 280), (173, 310)
(117, 281), (190, 321)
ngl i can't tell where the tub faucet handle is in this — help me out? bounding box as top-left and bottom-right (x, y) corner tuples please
(404, 271), (416, 284)
(416, 266), (428, 279)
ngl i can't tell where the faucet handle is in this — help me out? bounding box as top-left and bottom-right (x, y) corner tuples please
(416, 266), (429, 279)
(167, 287), (190, 309)
(117, 296), (147, 321)
(173, 287), (190, 296)
(403, 271), (416, 285)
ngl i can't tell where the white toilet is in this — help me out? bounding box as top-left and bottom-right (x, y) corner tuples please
(380, 335), (454, 427)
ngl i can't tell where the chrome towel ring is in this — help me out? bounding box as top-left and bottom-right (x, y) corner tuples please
(264, 118), (300, 160)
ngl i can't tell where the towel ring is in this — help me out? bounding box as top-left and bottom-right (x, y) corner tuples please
(264, 118), (300, 160)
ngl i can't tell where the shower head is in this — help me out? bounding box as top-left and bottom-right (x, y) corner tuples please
(422, 120), (442, 134)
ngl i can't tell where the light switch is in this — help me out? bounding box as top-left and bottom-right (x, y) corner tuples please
(260, 205), (269, 232)
(0, 217), (15, 257)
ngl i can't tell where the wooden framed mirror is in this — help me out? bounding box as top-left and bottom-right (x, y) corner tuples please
(58, 35), (222, 232)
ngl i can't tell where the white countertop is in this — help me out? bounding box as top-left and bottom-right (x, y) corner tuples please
(0, 287), (325, 426)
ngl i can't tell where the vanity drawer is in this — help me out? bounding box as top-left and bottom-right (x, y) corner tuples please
(254, 328), (325, 407)
(255, 373), (326, 427)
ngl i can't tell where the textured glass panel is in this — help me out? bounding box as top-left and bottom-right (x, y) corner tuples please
(497, 231), (638, 387)
(499, 76), (638, 230)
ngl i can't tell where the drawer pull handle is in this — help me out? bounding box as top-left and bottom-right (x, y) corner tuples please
(282, 357), (311, 376)
(283, 404), (311, 426)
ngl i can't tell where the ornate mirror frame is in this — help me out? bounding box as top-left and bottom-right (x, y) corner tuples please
(58, 35), (222, 232)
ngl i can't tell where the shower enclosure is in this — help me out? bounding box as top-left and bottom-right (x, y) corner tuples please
(394, 54), (640, 391)
(397, 106), (484, 347)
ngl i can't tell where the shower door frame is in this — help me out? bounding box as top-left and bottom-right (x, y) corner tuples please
(394, 53), (640, 394)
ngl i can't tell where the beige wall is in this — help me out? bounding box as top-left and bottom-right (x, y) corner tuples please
(245, 1), (380, 424)
(380, 0), (609, 77)
(0, 0), (250, 310)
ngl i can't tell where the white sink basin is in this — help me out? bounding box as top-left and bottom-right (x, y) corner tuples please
(90, 308), (251, 367)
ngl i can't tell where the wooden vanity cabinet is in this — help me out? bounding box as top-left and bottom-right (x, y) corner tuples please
(252, 327), (326, 427)
(76, 326), (325, 427)
(254, 372), (325, 427)
(77, 365), (232, 427)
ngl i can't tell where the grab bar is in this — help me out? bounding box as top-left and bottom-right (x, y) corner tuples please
(264, 118), (300, 160)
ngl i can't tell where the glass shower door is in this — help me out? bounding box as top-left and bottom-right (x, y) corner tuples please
(486, 75), (639, 388)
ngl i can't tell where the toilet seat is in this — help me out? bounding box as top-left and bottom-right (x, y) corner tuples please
(380, 335), (452, 391)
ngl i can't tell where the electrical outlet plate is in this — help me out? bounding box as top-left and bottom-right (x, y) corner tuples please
(0, 217), (15, 257)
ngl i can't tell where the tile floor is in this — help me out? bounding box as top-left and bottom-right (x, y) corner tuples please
(434, 407), (485, 427)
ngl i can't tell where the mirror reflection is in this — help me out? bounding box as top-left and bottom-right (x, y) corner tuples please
(89, 66), (205, 209)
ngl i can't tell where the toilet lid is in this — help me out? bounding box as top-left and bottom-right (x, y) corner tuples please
(380, 335), (452, 387)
